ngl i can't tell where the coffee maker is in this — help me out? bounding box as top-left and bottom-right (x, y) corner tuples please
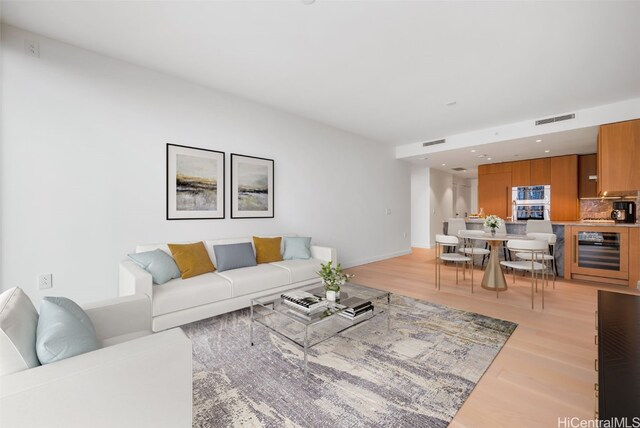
(611, 201), (636, 223)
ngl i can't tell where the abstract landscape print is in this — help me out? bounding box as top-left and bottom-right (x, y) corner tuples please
(167, 144), (224, 219)
(231, 154), (274, 218)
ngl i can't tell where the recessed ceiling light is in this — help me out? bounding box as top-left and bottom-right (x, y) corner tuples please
(441, 163), (446, 166)
(544, 150), (550, 153)
(487, 157), (492, 161)
(536, 139), (542, 143)
(477, 154), (486, 158)
(445, 101), (457, 106)
(470, 149), (476, 153)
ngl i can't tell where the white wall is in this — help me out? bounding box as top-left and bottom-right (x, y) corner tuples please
(469, 178), (478, 214)
(0, 25), (411, 305)
(410, 165), (429, 248)
(428, 169), (454, 245)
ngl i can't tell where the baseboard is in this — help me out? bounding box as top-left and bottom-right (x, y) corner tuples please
(411, 243), (431, 249)
(343, 249), (413, 268)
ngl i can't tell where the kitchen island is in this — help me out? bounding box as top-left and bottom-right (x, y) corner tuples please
(443, 220), (640, 287)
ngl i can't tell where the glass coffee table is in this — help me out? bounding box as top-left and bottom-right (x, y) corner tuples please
(250, 282), (391, 375)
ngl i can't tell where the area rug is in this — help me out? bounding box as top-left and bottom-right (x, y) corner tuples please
(181, 295), (517, 428)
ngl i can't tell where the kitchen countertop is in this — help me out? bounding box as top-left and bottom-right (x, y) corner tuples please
(462, 219), (640, 228)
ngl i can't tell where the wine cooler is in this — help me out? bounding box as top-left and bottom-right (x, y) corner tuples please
(570, 227), (629, 285)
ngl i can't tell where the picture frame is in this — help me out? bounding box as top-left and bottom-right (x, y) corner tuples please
(166, 143), (225, 220)
(231, 154), (274, 219)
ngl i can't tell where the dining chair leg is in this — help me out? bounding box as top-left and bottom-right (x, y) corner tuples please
(455, 264), (459, 285)
(531, 268), (535, 310)
(470, 259), (474, 294)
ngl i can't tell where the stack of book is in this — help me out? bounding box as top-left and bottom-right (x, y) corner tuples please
(338, 297), (374, 322)
(281, 290), (328, 314)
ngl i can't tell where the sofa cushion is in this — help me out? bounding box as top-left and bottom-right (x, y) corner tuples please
(213, 242), (257, 272)
(271, 259), (323, 283)
(0, 287), (40, 376)
(217, 264), (290, 297)
(168, 242), (216, 279)
(101, 330), (152, 348)
(152, 273), (233, 317)
(282, 236), (312, 260)
(253, 236), (283, 264)
(36, 297), (100, 365)
(128, 249), (181, 285)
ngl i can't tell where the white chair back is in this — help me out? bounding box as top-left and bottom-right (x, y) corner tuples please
(526, 232), (557, 245)
(436, 234), (459, 246)
(526, 220), (552, 234)
(459, 229), (484, 237)
(447, 218), (467, 236)
(506, 239), (547, 252)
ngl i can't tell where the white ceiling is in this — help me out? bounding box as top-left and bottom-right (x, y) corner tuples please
(2, 1), (640, 147)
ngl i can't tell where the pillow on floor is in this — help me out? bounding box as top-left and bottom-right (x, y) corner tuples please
(282, 236), (312, 260)
(36, 297), (100, 365)
(168, 242), (216, 279)
(0, 287), (41, 376)
(128, 249), (181, 285)
(253, 236), (283, 264)
(214, 242), (257, 272)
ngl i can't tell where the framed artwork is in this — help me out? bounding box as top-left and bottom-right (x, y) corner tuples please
(166, 143), (225, 220)
(231, 154), (274, 218)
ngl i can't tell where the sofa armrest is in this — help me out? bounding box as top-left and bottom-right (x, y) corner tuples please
(83, 294), (152, 342)
(0, 328), (192, 428)
(119, 259), (153, 299)
(311, 245), (337, 263)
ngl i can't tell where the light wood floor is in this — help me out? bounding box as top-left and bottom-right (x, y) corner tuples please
(345, 248), (640, 427)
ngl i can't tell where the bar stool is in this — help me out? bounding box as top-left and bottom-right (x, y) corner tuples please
(435, 234), (473, 292)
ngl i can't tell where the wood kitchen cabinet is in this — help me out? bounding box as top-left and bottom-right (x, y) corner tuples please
(478, 170), (512, 218)
(510, 160), (531, 187)
(598, 119), (640, 195)
(530, 158), (551, 185)
(578, 154), (598, 198)
(550, 155), (578, 221)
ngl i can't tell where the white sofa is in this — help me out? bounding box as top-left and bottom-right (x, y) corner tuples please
(119, 236), (337, 332)
(0, 292), (192, 428)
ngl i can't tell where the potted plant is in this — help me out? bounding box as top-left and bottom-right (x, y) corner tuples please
(317, 261), (351, 301)
(484, 215), (504, 235)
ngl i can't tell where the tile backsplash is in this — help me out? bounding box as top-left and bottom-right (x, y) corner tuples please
(580, 196), (639, 220)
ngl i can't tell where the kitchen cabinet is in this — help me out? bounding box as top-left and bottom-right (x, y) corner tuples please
(597, 119), (640, 195)
(530, 158), (551, 185)
(478, 171), (511, 218)
(550, 155), (578, 221)
(510, 160), (531, 187)
(478, 162), (512, 175)
(578, 154), (598, 198)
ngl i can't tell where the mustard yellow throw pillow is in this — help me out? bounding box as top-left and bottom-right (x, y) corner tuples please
(168, 242), (215, 279)
(253, 236), (283, 264)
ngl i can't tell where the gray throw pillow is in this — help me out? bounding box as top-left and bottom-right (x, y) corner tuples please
(36, 297), (100, 365)
(282, 236), (312, 260)
(214, 242), (257, 272)
(128, 249), (181, 285)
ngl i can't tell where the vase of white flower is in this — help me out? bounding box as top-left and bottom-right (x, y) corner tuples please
(483, 215), (503, 236)
(317, 261), (352, 301)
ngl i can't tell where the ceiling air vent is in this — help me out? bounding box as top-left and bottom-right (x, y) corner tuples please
(422, 139), (446, 147)
(535, 113), (576, 126)
(451, 167), (467, 172)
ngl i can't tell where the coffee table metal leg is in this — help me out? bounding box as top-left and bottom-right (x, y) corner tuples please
(250, 303), (254, 346)
(304, 325), (308, 375)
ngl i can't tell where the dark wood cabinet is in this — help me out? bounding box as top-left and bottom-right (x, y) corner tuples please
(530, 158), (551, 185)
(478, 171), (511, 218)
(579, 154), (598, 198)
(598, 119), (640, 195)
(510, 160), (531, 187)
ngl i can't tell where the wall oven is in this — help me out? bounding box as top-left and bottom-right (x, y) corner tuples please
(512, 185), (551, 220)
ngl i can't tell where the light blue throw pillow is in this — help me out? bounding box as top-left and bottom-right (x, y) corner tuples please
(283, 236), (312, 260)
(214, 242), (257, 272)
(128, 249), (181, 285)
(36, 297), (100, 365)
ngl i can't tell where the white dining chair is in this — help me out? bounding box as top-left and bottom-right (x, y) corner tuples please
(435, 234), (473, 292)
(515, 232), (557, 288)
(458, 230), (491, 271)
(500, 239), (549, 310)
(525, 220), (558, 276)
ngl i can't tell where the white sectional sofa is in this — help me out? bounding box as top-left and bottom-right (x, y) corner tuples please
(119, 236), (336, 332)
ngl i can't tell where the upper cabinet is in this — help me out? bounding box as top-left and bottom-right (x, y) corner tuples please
(597, 119), (640, 196)
(478, 169), (512, 218)
(578, 154), (598, 199)
(550, 155), (578, 221)
(530, 158), (551, 185)
(511, 160), (531, 187)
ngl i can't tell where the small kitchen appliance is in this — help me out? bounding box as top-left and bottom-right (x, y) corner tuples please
(611, 201), (636, 224)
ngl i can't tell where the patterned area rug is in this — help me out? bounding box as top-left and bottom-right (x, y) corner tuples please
(182, 295), (517, 427)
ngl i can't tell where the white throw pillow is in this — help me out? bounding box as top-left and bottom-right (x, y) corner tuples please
(0, 287), (41, 376)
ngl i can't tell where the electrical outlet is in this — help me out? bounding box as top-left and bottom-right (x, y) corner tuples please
(38, 274), (52, 289)
(24, 39), (40, 58)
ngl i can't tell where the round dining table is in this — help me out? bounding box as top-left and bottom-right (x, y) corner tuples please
(458, 232), (533, 294)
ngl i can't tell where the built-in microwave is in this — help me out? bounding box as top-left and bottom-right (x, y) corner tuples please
(512, 185), (550, 204)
